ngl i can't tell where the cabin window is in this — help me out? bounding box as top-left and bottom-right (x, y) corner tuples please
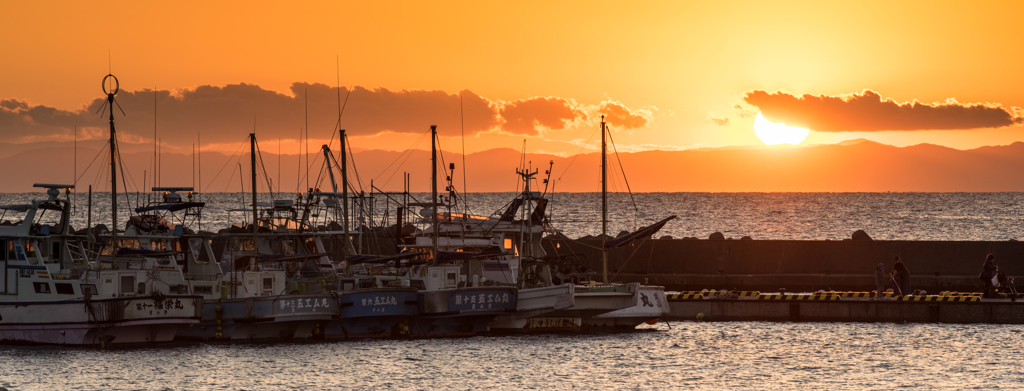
(150, 240), (167, 251)
(445, 272), (457, 287)
(263, 277), (273, 291)
(55, 283), (74, 295)
(194, 285), (213, 295)
(120, 275), (136, 294)
(51, 241), (62, 261)
(0, 239), (7, 260)
(37, 240), (49, 258)
(189, 238), (212, 264)
(33, 282), (51, 294)
(81, 284), (98, 296)
(228, 238), (255, 252)
(137, 282), (146, 294)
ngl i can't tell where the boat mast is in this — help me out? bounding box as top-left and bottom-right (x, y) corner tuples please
(342, 129), (350, 259)
(601, 115), (607, 285)
(104, 74), (120, 268)
(431, 125), (438, 263)
(250, 133), (258, 272)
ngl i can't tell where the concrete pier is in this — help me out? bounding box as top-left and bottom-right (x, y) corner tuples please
(544, 237), (1024, 293)
(666, 296), (1024, 324)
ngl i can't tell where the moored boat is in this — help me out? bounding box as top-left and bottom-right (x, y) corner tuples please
(0, 184), (202, 345)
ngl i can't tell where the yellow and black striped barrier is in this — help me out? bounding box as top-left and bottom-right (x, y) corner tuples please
(665, 293), (704, 300)
(830, 291), (894, 298)
(757, 293), (842, 301)
(897, 295), (980, 302)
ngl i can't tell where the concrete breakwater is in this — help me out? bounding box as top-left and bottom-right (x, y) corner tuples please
(666, 297), (1024, 323)
(541, 237), (1024, 293)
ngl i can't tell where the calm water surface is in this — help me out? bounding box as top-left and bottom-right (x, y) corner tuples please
(3, 192), (1024, 241)
(4, 192), (1023, 389)
(1, 322), (1021, 390)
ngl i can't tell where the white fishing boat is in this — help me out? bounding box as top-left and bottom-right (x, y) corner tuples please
(577, 115), (671, 328)
(0, 184), (202, 345)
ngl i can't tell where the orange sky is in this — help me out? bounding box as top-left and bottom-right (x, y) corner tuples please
(3, 1), (1024, 191)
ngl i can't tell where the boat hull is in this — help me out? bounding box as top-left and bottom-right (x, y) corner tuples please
(583, 285), (670, 329)
(489, 284), (576, 333)
(411, 287), (517, 336)
(0, 295), (202, 345)
(175, 294), (338, 341)
(323, 288), (419, 338)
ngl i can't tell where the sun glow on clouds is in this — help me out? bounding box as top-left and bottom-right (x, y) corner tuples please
(754, 113), (810, 145)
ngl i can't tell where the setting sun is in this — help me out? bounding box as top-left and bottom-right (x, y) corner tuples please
(753, 113), (810, 145)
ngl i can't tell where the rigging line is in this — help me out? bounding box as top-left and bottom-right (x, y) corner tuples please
(346, 134), (365, 194)
(298, 149), (326, 191)
(556, 125), (600, 184)
(435, 133), (453, 205)
(91, 147), (109, 191)
(608, 169), (636, 231)
(222, 146), (247, 192)
(205, 137), (249, 191)
(76, 143), (110, 184)
(114, 137), (139, 215)
(254, 138), (276, 201)
(606, 127), (638, 212)
(376, 129), (430, 189)
(327, 90), (352, 152)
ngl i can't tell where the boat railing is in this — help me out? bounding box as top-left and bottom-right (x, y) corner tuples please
(185, 273), (221, 282)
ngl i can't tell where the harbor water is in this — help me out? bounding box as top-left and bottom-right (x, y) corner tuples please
(3, 192), (1024, 241)
(1, 322), (1022, 390)
(3, 192), (1023, 389)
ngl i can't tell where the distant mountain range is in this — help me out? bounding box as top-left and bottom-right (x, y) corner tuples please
(3, 139), (1024, 193)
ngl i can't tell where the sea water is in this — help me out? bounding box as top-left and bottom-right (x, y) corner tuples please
(2, 192), (1023, 390)
(3, 192), (1023, 241)
(1, 322), (1021, 390)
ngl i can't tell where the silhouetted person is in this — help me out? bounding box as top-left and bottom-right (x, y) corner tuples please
(981, 253), (997, 298)
(874, 262), (886, 299)
(892, 256), (910, 295)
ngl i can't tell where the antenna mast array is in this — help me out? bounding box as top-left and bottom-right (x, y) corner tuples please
(96, 74), (126, 267)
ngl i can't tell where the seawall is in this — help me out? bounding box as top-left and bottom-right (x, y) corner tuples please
(542, 238), (1024, 293)
(666, 298), (1024, 323)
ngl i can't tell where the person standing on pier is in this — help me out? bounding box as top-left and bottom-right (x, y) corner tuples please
(892, 256), (911, 295)
(980, 254), (997, 298)
(874, 263), (886, 299)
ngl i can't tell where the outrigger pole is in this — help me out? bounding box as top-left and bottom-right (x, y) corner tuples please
(601, 115), (608, 285)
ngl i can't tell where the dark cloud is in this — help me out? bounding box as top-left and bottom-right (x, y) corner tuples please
(743, 89), (1023, 132)
(1, 99), (28, 110)
(598, 101), (650, 129)
(0, 83), (652, 148)
(499, 97), (578, 135)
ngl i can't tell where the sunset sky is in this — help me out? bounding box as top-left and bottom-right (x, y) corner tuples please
(2, 1), (1024, 192)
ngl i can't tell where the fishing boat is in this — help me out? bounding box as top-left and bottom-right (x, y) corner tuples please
(0, 183), (202, 346)
(269, 138), (422, 339)
(0, 75), (209, 346)
(170, 133), (342, 340)
(346, 125), (518, 336)
(576, 115), (671, 328)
